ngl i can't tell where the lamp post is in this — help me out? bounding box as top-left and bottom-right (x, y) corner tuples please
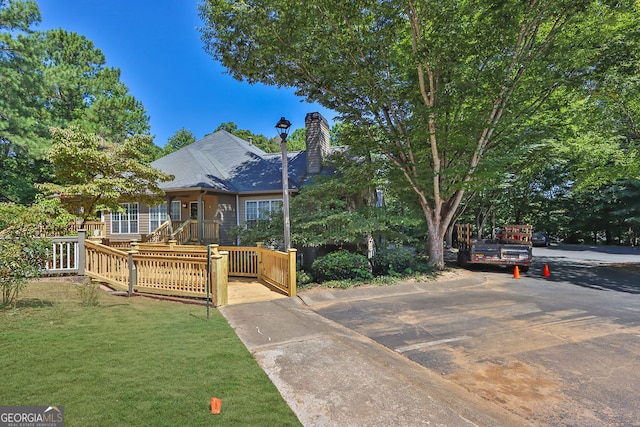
(275, 117), (292, 250)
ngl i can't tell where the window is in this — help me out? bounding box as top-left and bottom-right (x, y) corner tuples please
(149, 204), (167, 231)
(111, 203), (138, 234)
(170, 201), (181, 222)
(246, 200), (282, 226)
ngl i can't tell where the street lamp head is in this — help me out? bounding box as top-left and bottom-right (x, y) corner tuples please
(275, 116), (292, 141)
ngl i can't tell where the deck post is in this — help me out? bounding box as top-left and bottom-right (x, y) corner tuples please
(209, 249), (228, 306)
(287, 248), (297, 297)
(77, 229), (86, 276)
(127, 250), (138, 297)
(256, 242), (263, 281)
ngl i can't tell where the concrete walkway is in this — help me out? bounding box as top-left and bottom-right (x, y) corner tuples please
(220, 278), (527, 426)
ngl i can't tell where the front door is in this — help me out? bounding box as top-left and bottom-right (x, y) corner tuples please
(190, 202), (199, 220)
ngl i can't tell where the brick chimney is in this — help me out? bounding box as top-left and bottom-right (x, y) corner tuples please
(305, 112), (330, 174)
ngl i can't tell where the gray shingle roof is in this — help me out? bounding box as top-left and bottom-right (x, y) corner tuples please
(151, 130), (308, 194)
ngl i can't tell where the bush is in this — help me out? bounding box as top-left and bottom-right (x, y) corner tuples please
(296, 269), (314, 286)
(78, 281), (101, 306)
(311, 250), (372, 283)
(0, 236), (50, 308)
(371, 247), (417, 276)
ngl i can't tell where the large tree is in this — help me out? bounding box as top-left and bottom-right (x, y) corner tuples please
(39, 28), (150, 143)
(1, 1), (152, 204)
(0, 0), (48, 156)
(37, 127), (172, 223)
(199, 0), (635, 267)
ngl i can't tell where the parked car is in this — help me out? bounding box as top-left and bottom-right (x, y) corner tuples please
(531, 231), (550, 247)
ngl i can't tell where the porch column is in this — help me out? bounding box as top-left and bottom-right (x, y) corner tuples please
(198, 192), (204, 245)
(166, 197), (174, 235)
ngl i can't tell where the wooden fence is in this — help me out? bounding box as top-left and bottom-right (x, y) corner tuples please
(41, 232), (296, 303)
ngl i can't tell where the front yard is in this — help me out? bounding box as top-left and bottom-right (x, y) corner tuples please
(0, 281), (300, 426)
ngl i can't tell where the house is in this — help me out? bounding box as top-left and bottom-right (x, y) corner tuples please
(101, 112), (332, 246)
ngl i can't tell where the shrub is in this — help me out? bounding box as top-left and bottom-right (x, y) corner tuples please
(0, 236), (49, 308)
(78, 281), (101, 306)
(371, 247), (417, 276)
(296, 269), (314, 286)
(311, 250), (372, 283)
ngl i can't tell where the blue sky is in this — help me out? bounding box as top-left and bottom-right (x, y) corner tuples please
(36, 0), (336, 146)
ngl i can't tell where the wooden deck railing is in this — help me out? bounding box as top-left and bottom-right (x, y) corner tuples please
(220, 244), (297, 297)
(222, 246), (259, 277)
(260, 247), (296, 297)
(84, 239), (229, 305)
(131, 241), (207, 257)
(171, 219), (193, 244)
(134, 254), (209, 298)
(84, 240), (130, 290)
(42, 233), (295, 303)
(70, 221), (105, 237)
(146, 221), (171, 243)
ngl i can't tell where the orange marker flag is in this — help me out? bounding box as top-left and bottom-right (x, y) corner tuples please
(211, 397), (222, 414)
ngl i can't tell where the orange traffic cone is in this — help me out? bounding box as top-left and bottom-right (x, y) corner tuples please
(211, 397), (222, 414)
(513, 266), (520, 279)
(543, 264), (551, 277)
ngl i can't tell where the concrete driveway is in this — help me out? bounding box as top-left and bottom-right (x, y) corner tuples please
(308, 250), (640, 425)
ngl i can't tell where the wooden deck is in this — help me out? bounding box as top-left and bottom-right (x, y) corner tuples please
(228, 277), (289, 305)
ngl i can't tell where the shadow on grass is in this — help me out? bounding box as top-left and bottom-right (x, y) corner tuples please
(14, 298), (55, 308)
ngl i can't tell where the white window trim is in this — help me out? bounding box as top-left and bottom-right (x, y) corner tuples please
(111, 203), (139, 234)
(245, 199), (283, 226)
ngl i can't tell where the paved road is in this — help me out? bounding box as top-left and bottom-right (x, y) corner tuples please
(309, 247), (640, 425)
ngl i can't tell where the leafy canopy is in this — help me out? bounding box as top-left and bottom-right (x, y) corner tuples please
(37, 127), (173, 222)
(199, 0), (636, 266)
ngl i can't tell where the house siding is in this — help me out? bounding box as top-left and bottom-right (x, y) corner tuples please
(217, 194), (236, 245)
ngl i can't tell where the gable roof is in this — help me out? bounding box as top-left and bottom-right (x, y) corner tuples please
(151, 130), (308, 194)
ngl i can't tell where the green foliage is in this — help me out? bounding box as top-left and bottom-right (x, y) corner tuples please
(0, 197), (75, 237)
(295, 268), (313, 287)
(199, 0), (638, 267)
(311, 251), (372, 283)
(0, 0), (40, 31)
(36, 127), (173, 222)
(370, 247), (416, 277)
(0, 235), (48, 308)
(39, 28), (150, 143)
(230, 209), (284, 248)
(214, 121), (278, 152)
(162, 127), (196, 156)
(0, 143), (52, 204)
(78, 280), (100, 307)
(1, 2), (152, 203)
(285, 128), (306, 151)
(0, 1), (49, 157)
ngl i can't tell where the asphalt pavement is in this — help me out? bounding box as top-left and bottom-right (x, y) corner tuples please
(220, 276), (528, 427)
(221, 245), (640, 426)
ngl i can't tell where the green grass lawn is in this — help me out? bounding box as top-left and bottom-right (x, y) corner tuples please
(0, 281), (301, 426)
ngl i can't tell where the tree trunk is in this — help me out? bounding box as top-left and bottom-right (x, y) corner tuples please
(426, 221), (448, 269)
(423, 206), (451, 270)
